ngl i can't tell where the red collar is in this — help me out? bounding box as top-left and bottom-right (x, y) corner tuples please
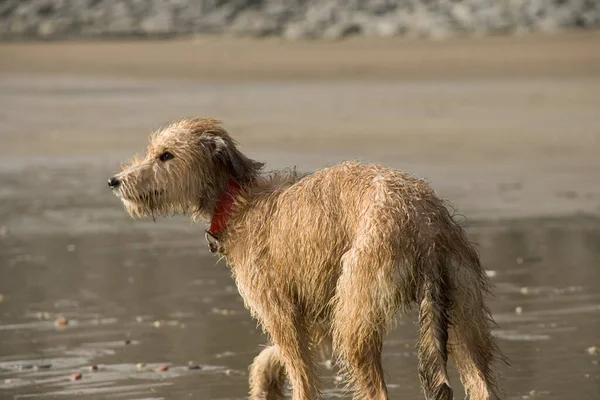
(207, 179), (241, 243)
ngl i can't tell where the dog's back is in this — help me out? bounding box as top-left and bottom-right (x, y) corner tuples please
(223, 161), (501, 399)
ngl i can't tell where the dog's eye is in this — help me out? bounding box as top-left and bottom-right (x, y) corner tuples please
(159, 151), (174, 162)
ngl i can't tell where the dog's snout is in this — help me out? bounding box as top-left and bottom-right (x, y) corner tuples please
(108, 176), (121, 189)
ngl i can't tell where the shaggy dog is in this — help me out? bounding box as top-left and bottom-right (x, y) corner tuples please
(109, 117), (502, 400)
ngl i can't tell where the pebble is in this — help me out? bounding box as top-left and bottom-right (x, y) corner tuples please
(485, 270), (497, 278)
(212, 308), (233, 315)
(136, 362), (146, 369)
(586, 346), (598, 356)
(71, 372), (82, 381)
(36, 311), (51, 320)
(156, 365), (169, 372)
(124, 339), (131, 345)
(515, 306), (523, 315)
(89, 365), (98, 372)
(54, 317), (69, 327)
(153, 320), (164, 328)
(187, 361), (201, 370)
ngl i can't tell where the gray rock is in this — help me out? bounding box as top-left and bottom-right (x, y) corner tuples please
(323, 21), (363, 40)
(37, 19), (56, 37)
(283, 21), (316, 40)
(0, 0), (598, 40)
(106, 2), (135, 34)
(364, 18), (405, 37)
(451, 3), (475, 32)
(9, 19), (27, 35)
(229, 10), (281, 37)
(139, 9), (174, 35)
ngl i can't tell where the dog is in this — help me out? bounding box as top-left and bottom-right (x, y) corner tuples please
(109, 117), (502, 400)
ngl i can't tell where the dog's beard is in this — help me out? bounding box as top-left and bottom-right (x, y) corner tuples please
(116, 188), (169, 220)
(117, 189), (200, 220)
(120, 198), (148, 219)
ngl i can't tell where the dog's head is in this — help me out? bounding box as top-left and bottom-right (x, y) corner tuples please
(109, 117), (263, 220)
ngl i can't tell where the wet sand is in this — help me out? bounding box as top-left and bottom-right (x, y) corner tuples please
(1, 33), (600, 399)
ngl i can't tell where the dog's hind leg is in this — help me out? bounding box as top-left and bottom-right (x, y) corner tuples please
(249, 345), (286, 400)
(416, 256), (453, 400)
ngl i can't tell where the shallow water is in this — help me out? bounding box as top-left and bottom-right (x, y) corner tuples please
(0, 164), (599, 400)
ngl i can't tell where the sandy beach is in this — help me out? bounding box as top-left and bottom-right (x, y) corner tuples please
(0, 32), (599, 399)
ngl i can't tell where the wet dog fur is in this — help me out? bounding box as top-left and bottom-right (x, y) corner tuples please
(109, 117), (503, 400)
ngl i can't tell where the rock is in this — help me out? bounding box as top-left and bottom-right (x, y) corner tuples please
(139, 10), (173, 36)
(187, 361), (201, 370)
(515, 306), (523, 315)
(153, 320), (164, 328)
(70, 372), (82, 381)
(106, 2), (134, 34)
(369, 19), (405, 37)
(37, 20), (55, 37)
(323, 21), (363, 40)
(283, 22), (315, 40)
(0, 0), (598, 41)
(587, 346), (599, 356)
(229, 10), (280, 37)
(156, 364), (169, 372)
(451, 3), (473, 31)
(8, 19), (26, 35)
(485, 270), (498, 278)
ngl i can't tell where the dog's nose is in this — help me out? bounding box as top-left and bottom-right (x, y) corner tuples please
(108, 177), (121, 189)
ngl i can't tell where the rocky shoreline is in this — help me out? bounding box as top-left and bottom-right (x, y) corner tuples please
(1, 0), (599, 41)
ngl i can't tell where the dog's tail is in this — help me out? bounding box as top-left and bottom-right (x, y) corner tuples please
(416, 254), (454, 400)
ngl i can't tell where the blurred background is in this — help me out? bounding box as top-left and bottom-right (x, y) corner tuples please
(0, 1), (599, 399)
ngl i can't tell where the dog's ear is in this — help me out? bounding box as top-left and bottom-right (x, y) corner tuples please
(200, 134), (247, 179)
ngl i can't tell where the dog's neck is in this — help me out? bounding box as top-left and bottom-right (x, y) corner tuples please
(206, 179), (242, 250)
